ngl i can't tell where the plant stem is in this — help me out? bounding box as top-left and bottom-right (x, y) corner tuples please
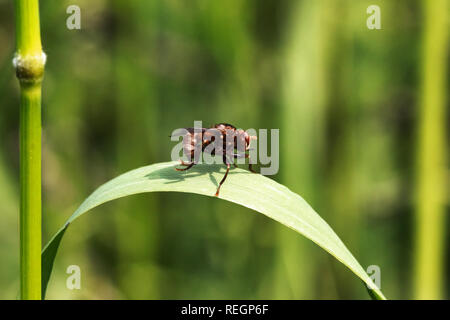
(14, 0), (45, 300)
(414, 0), (448, 300)
(20, 84), (42, 300)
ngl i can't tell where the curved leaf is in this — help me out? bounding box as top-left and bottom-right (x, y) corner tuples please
(42, 161), (386, 299)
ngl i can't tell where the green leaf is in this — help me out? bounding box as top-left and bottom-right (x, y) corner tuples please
(42, 161), (386, 299)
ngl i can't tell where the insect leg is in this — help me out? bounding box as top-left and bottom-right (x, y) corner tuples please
(224, 153), (238, 168)
(231, 152), (244, 168)
(175, 160), (195, 171)
(215, 163), (231, 196)
(247, 153), (258, 173)
(233, 152), (257, 173)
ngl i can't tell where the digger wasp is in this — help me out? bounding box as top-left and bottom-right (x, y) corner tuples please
(174, 123), (257, 196)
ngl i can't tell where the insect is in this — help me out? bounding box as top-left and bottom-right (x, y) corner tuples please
(175, 123), (257, 196)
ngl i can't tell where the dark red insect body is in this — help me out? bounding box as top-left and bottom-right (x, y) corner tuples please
(175, 123), (257, 196)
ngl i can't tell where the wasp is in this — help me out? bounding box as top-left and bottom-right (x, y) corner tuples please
(175, 123), (257, 196)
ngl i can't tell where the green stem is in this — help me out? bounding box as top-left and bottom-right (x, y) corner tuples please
(414, 0), (448, 300)
(14, 0), (45, 300)
(20, 84), (42, 300)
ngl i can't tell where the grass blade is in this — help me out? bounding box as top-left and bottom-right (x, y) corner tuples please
(42, 161), (386, 299)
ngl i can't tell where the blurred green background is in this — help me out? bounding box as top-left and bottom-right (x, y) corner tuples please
(0, 0), (448, 299)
